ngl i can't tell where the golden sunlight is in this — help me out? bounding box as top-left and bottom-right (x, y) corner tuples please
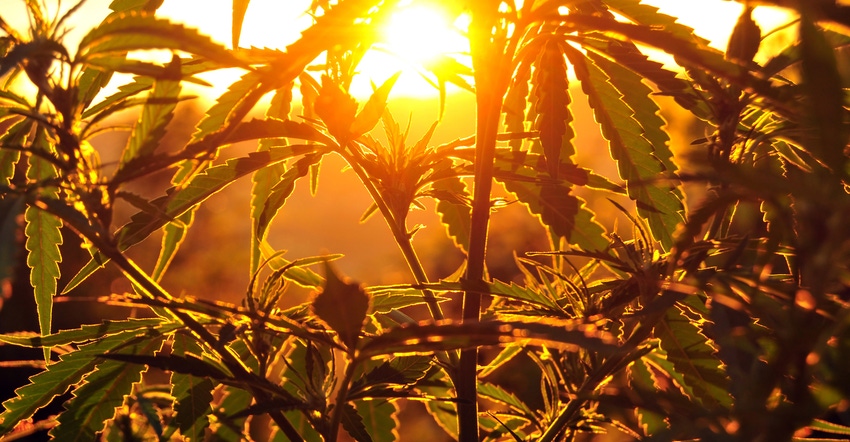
(142, 0), (790, 98)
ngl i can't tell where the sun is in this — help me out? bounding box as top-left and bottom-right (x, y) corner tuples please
(352, 2), (471, 97)
(380, 3), (468, 66)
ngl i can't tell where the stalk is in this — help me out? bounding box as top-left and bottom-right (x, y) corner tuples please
(327, 358), (358, 441)
(36, 200), (305, 442)
(457, 4), (509, 437)
(339, 146), (448, 324)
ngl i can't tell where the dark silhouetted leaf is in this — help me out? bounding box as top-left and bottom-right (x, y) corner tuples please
(100, 353), (230, 380)
(341, 402), (371, 442)
(312, 261), (369, 351)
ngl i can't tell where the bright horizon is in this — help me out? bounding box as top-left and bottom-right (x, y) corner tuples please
(4, 0), (793, 100)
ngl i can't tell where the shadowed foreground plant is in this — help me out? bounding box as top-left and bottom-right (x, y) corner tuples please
(0, 0), (849, 440)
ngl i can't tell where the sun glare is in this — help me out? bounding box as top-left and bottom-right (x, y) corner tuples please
(65, 0), (789, 100)
(381, 5), (468, 66)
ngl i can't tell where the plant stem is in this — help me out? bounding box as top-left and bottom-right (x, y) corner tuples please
(457, 9), (508, 438)
(327, 358), (358, 441)
(35, 199), (305, 441)
(339, 146), (448, 325)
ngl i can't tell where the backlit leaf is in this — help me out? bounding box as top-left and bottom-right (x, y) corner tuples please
(478, 382), (534, 419)
(78, 12), (244, 68)
(655, 305), (731, 409)
(165, 334), (213, 441)
(257, 152), (325, 241)
(502, 179), (608, 251)
(350, 355), (432, 399)
(192, 70), (264, 142)
(117, 145), (321, 254)
(49, 335), (166, 441)
(354, 399), (398, 442)
(232, 0), (250, 48)
(351, 72), (400, 137)
(432, 175), (471, 253)
(0, 329), (159, 437)
(417, 367), (457, 439)
(565, 45), (683, 250)
(152, 209), (195, 281)
(25, 149), (62, 360)
(0, 318), (167, 348)
(117, 59), (181, 169)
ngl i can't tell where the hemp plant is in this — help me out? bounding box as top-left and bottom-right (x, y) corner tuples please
(0, 0), (849, 440)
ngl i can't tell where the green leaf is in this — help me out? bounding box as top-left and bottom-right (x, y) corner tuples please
(78, 11), (244, 68)
(588, 52), (677, 172)
(808, 419), (850, 436)
(503, 58), (532, 151)
(800, 18), (848, 166)
(370, 291), (447, 315)
(251, 85), (294, 273)
(108, 0), (164, 13)
(165, 334), (213, 441)
(118, 59), (181, 167)
(100, 353), (230, 380)
(232, 0), (251, 48)
(627, 358), (669, 435)
(564, 44), (683, 250)
(427, 279), (561, 312)
(192, 70), (264, 142)
(350, 355), (432, 399)
(0, 329), (157, 437)
(152, 209), (195, 281)
(49, 335), (166, 441)
(654, 305), (731, 409)
(416, 367), (456, 439)
(579, 38), (702, 115)
(257, 152), (325, 241)
(341, 402), (372, 442)
(480, 413), (528, 441)
(502, 179), (608, 251)
(478, 382), (534, 419)
(533, 39), (574, 177)
(312, 261), (369, 351)
(210, 385), (252, 440)
(479, 343), (524, 379)
(350, 72), (400, 137)
(432, 175), (471, 253)
(116, 146), (319, 256)
(606, 0), (709, 44)
(1, 119), (31, 193)
(0, 318), (167, 348)
(25, 152), (63, 360)
(82, 75), (153, 119)
(354, 399), (398, 442)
